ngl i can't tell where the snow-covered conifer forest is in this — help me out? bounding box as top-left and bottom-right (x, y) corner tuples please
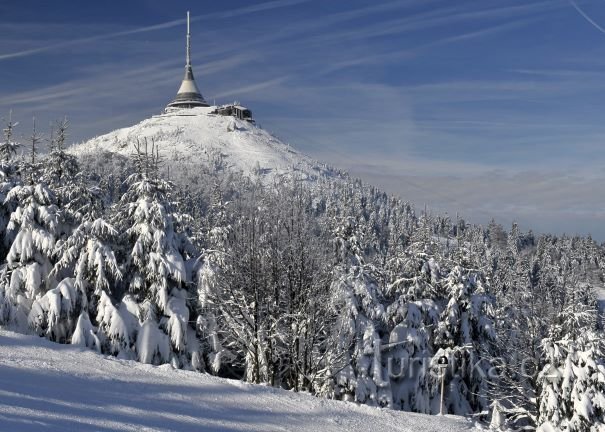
(0, 112), (604, 431)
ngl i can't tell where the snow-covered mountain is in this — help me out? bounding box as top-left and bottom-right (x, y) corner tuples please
(70, 107), (340, 183)
(0, 329), (477, 432)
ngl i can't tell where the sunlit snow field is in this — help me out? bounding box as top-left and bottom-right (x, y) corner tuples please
(0, 330), (477, 432)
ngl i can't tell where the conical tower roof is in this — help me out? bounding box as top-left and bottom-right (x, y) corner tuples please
(166, 11), (209, 110)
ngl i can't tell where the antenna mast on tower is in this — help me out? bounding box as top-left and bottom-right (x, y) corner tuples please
(165, 11), (209, 110)
(186, 11), (191, 67)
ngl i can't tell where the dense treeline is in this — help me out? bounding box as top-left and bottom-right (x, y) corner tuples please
(0, 117), (603, 431)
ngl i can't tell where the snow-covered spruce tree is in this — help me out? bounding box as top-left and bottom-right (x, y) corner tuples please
(1, 117), (72, 333)
(487, 254), (550, 430)
(1, 177), (61, 331)
(94, 289), (140, 357)
(382, 198), (415, 270)
(28, 124), (116, 343)
(41, 118), (80, 208)
(537, 282), (605, 431)
(385, 216), (441, 303)
(46, 182), (121, 349)
(382, 231), (442, 413)
(0, 111), (20, 163)
(328, 216), (392, 407)
(434, 265), (497, 416)
(0, 111), (21, 261)
(384, 299), (436, 413)
(15, 135), (88, 342)
(481, 228), (605, 430)
(117, 139), (199, 368)
(0, 112), (21, 323)
(485, 230), (547, 429)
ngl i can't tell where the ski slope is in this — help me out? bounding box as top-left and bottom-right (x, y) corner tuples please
(70, 107), (339, 183)
(0, 330), (477, 432)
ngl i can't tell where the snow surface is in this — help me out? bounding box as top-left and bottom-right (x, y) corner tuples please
(0, 330), (477, 432)
(70, 107), (338, 181)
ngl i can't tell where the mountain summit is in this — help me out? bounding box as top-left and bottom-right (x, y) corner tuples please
(70, 107), (339, 183)
(71, 12), (339, 183)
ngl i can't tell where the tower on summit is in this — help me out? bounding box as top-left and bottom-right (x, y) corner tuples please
(166, 11), (209, 110)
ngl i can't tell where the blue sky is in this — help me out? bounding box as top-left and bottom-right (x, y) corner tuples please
(1, 0), (605, 239)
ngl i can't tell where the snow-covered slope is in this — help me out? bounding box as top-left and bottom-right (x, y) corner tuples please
(70, 107), (338, 182)
(0, 330), (477, 432)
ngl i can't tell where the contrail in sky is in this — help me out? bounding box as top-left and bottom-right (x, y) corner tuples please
(569, 0), (605, 33)
(0, 18), (184, 61)
(0, 0), (309, 62)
